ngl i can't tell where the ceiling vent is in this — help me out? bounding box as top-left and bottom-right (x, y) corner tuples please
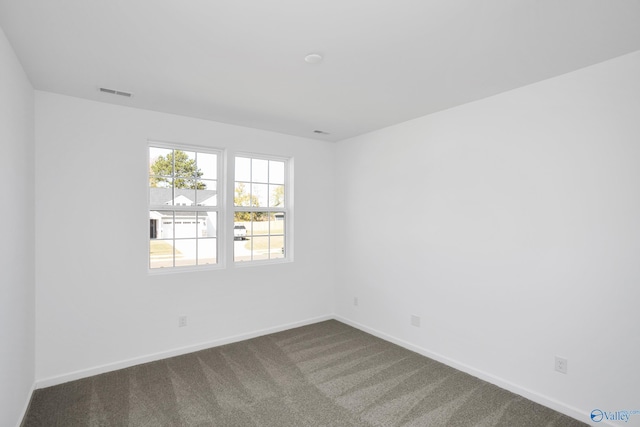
(99, 87), (133, 97)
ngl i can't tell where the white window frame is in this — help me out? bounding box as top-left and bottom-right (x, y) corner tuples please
(148, 141), (225, 273)
(231, 152), (293, 266)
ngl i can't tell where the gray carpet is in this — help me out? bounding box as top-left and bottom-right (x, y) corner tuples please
(23, 320), (587, 426)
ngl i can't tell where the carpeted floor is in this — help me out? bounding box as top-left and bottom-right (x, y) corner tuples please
(23, 320), (588, 426)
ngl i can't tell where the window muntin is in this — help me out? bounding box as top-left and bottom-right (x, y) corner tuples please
(149, 145), (219, 269)
(234, 156), (288, 263)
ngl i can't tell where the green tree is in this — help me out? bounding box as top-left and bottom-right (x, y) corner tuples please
(150, 150), (205, 189)
(234, 183), (266, 222)
(271, 185), (284, 207)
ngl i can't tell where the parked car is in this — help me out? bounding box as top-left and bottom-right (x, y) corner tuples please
(234, 224), (247, 240)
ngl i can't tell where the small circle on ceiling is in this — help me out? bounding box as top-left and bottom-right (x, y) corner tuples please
(304, 53), (323, 64)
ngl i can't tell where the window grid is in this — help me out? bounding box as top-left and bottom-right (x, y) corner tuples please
(148, 145), (291, 271)
(149, 144), (220, 270)
(234, 155), (289, 263)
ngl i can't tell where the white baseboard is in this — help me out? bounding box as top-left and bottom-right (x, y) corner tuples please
(333, 315), (603, 427)
(32, 313), (612, 426)
(35, 314), (333, 389)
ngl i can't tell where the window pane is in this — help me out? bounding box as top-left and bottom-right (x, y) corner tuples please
(269, 160), (285, 184)
(198, 238), (217, 265)
(269, 185), (284, 207)
(174, 150), (196, 177)
(150, 239), (175, 269)
(251, 236), (269, 261)
(269, 236), (285, 260)
(234, 237), (251, 262)
(198, 212), (217, 238)
(251, 214), (269, 235)
(234, 211), (252, 225)
(154, 210), (174, 238)
(252, 183), (268, 207)
(174, 212), (197, 238)
(171, 150), (200, 191)
(269, 213), (285, 235)
(196, 179), (216, 191)
(252, 159), (269, 183)
(174, 188), (195, 206)
(149, 175), (172, 189)
(149, 147), (173, 176)
(235, 157), (251, 181)
(174, 239), (197, 267)
(235, 182), (251, 206)
(197, 152), (217, 180)
(196, 180), (217, 206)
(149, 178), (174, 206)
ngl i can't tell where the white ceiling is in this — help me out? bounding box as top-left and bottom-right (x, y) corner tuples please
(1, 0), (640, 142)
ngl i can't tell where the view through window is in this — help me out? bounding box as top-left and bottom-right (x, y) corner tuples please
(149, 146), (219, 269)
(234, 156), (287, 262)
(149, 145), (291, 270)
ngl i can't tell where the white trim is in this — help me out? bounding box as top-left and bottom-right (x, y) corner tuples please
(34, 314), (332, 389)
(147, 262), (224, 275)
(147, 139), (222, 154)
(16, 382), (35, 427)
(232, 257), (290, 269)
(234, 150), (291, 163)
(333, 315), (603, 427)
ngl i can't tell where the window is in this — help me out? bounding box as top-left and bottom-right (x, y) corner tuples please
(149, 145), (219, 269)
(234, 155), (289, 263)
(148, 144), (291, 271)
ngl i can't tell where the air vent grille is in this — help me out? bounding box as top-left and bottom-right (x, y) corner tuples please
(99, 87), (133, 97)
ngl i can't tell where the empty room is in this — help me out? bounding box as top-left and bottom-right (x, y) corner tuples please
(1, 1), (639, 426)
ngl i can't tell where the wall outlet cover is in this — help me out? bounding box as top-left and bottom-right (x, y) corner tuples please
(411, 315), (421, 327)
(555, 356), (568, 374)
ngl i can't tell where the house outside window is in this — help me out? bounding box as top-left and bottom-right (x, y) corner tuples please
(148, 144), (291, 270)
(149, 144), (220, 269)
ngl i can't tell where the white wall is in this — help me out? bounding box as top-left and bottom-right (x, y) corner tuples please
(35, 92), (336, 384)
(0, 26), (35, 427)
(335, 50), (640, 423)
(19, 33), (640, 425)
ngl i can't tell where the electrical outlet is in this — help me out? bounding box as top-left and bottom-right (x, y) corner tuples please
(353, 297), (359, 306)
(178, 316), (188, 327)
(411, 315), (421, 327)
(555, 356), (568, 374)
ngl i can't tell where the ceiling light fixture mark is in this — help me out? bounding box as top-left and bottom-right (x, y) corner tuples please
(304, 53), (323, 64)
